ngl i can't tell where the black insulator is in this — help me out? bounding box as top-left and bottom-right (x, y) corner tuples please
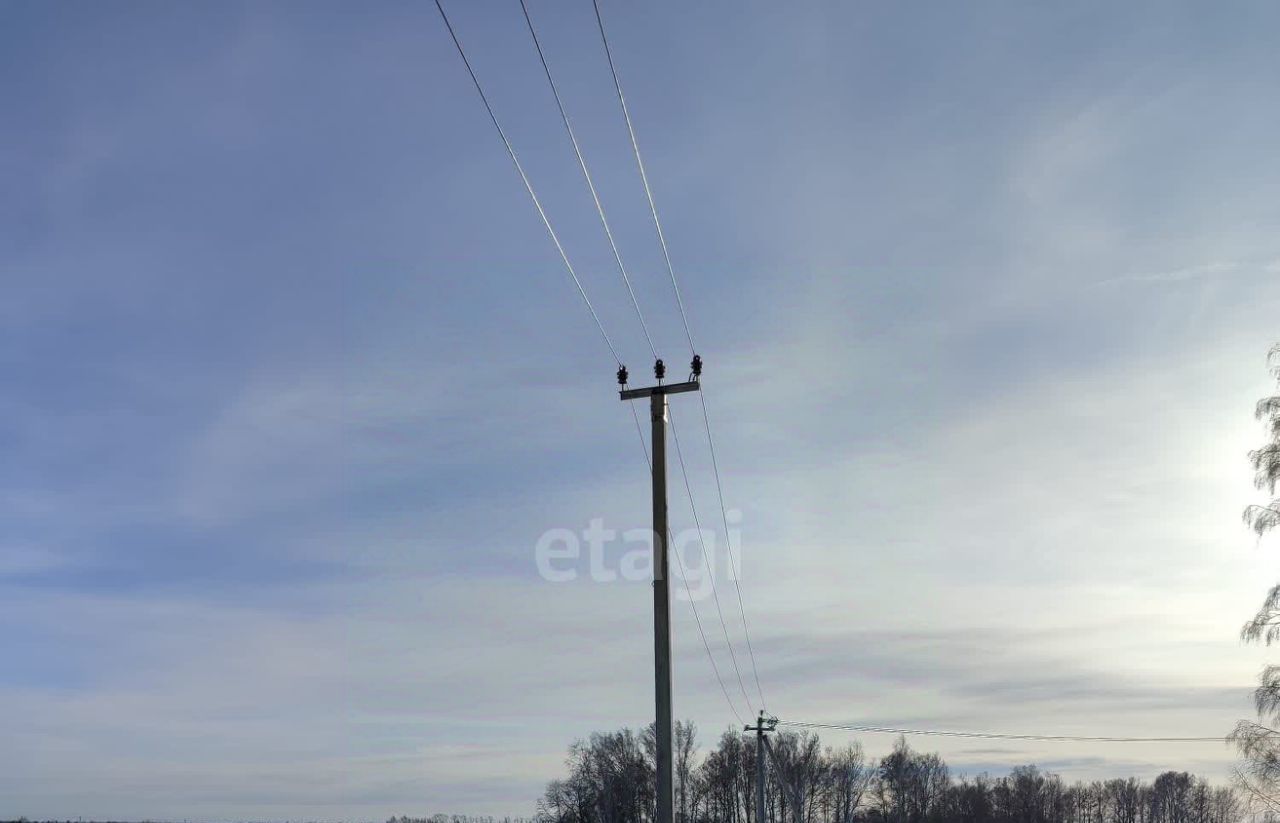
(617, 365), (629, 386)
(654, 358), (666, 380)
(690, 354), (702, 378)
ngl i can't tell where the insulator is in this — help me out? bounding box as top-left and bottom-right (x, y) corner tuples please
(690, 354), (702, 378)
(654, 358), (666, 380)
(617, 365), (628, 386)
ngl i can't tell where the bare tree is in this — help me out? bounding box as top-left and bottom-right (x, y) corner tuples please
(824, 743), (872, 823)
(871, 737), (950, 823)
(1234, 344), (1280, 817)
(1104, 778), (1143, 823)
(675, 721), (699, 823)
(537, 728), (654, 823)
(1242, 344), (1280, 542)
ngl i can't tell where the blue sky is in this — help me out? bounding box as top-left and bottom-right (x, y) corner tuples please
(3, 0), (1280, 817)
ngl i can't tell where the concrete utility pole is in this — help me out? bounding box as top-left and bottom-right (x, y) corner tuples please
(746, 711), (778, 823)
(620, 358), (700, 823)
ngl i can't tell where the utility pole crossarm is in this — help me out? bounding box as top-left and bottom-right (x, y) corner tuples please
(619, 379), (700, 401)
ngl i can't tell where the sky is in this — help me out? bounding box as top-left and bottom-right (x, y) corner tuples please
(3, 0), (1280, 818)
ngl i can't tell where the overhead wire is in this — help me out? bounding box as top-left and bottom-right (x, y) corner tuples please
(629, 403), (650, 466)
(514, 0), (749, 727)
(434, 0), (621, 366)
(591, 0), (769, 713)
(439, 0), (1229, 744)
(669, 406), (756, 719)
(442, 0), (1239, 743)
(776, 720), (1228, 743)
(591, 0), (693, 354)
(699, 394), (767, 713)
(519, 0), (658, 361)
(439, 0), (747, 727)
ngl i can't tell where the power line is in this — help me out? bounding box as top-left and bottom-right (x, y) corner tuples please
(515, 0), (742, 729)
(699, 391), (767, 714)
(629, 403), (650, 466)
(434, 0), (621, 365)
(777, 720), (1228, 744)
(668, 529), (746, 730)
(591, 0), (769, 714)
(590, 0), (694, 354)
(442, 0), (1231, 747)
(438, 0), (743, 734)
(669, 406), (756, 720)
(519, 0), (658, 361)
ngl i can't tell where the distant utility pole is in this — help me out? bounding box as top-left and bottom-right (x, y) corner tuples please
(620, 356), (702, 823)
(746, 711), (778, 823)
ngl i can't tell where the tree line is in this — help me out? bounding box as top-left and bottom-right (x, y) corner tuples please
(535, 723), (1241, 823)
